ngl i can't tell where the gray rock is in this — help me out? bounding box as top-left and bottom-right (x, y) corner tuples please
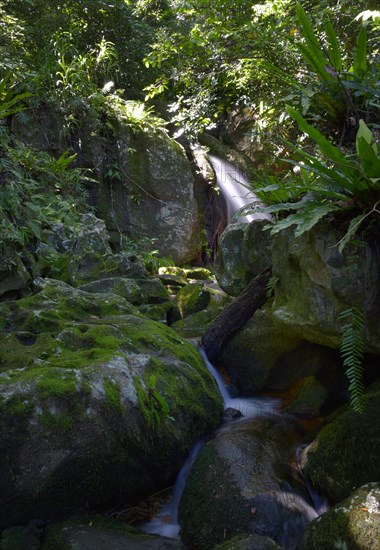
(298, 483), (380, 550)
(179, 417), (318, 549)
(79, 277), (170, 305)
(271, 222), (380, 353)
(0, 259), (31, 301)
(0, 279), (222, 529)
(216, 220), (272, 296)
(45, 522), (185, 550)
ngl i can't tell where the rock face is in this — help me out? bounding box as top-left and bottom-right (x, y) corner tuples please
(215, 219), (380, 355)
(93, 127), (200, 264)
(179, 417), (318, 549)
(0, 279), (223, 529)
(216, 220), (273, 296)
(43, 518), (185, 550)
(12, 108), (200, 265)
(215, 305), (343, 415)
(299, 483), (380, 550)
(271, 222), (380, 352)
(300, 380), (380, 502)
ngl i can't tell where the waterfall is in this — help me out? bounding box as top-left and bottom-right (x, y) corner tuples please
(208, 155), (269, 224)
(140, 347), (281, 539)
(199, 348), (281, 419)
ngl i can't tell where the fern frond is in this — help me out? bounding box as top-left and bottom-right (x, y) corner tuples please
(338, 307), (366, 413)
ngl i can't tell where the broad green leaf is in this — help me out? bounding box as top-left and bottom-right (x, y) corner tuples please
(356, 137), (380, 179)
(296, 3), (330, 81)
(356, 120), (377, 153)
(338, 214), (366, 253)
(325, 20), (342, 71)
(269, 203), (338, 236)
(353, 26), (367, 77)
(287, 106), (345, 163)
(293, 203), (339, 236)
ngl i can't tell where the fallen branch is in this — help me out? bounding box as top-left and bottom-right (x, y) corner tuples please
(201, 268), (272, 362)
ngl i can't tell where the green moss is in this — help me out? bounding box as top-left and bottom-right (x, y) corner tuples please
(183, 267), (213, 280)
(3, 395), (34, 417)
(37, 372), (77, 399)
(303, 381), (380, 500)
(104, 379), (122, 411)
(39, 410), (74, 431)
(176, 283), (211, 317)
(180, 442), (252, 549)
(300, 484), (380, 550)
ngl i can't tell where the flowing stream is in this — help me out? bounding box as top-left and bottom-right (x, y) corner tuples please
(208, 155), (270, 223)
(141, 155), (326, 545)
(140, 348), (284, 540)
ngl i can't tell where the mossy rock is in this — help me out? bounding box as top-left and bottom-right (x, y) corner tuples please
(282, 376), (328, 418)
(215, 220), (272, 296)
(158, 266), (187, 278)
(213, 533), (282, 549)
(183, 267), (213, 281)
(179, 417), (316, 549)
(43, 516), (185, 549)
(298, 483), (380, 550)
(0, 278), (138, 336)
(79, 277), (170, 306)
(0, 279), (222, 529)
(157, 274), (189, 290)
(176, 283), (211, 318)
(172, 284), (230, 337)
(301, 380), (380, 501)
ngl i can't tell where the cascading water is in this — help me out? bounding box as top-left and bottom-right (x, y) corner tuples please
(140, 346), (329, 547)
(208, 155), (270, 224)
(140, 347), (282, 539)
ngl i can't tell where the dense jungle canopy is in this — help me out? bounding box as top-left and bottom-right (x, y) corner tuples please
(0, 0), (379, 271)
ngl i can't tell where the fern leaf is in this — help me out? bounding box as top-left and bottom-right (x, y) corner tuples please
(295, 3), (331, 81)
(353, 26), (367, 77)
(325, 20), (342, 71)
(338, 214), (366, 254)
(286, 106), (352, 167)
(338, 307), (365, 413)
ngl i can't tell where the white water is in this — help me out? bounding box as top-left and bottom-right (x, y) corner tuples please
(140, 440), (204, 539)
(140, 348), (281, 539)
(199, 348), (281, 420)
(208, 155), (270, 224)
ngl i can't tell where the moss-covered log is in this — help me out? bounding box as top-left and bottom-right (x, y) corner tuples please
(201, 268), (271, 362)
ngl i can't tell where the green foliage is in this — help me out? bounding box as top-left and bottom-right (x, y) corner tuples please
(291, 3), (379, 136)
(246, 111), (380, 250)
(136, 373), (172, 428)
(0, 136), (88, 272)
(122, 236), (174, 274)
(339, 307), (366, 413)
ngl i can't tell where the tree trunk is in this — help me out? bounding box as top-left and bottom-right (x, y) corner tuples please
(201, 268), (272, 362)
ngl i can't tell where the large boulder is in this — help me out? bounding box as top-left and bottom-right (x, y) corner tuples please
(271, 221), (380, 353)
(42, 517), (185, 550)
(0, 279), (223, 529)
(12, 106), (200, 265)
(216, 305), (342, 405)
(300, 380), (380, 502)
(82, 123), (200, 264)
(299, 483), (380, 550)
(79, 277), (170, 306)
(179, 416), (318, 549)
(215, 220), (273, 296)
